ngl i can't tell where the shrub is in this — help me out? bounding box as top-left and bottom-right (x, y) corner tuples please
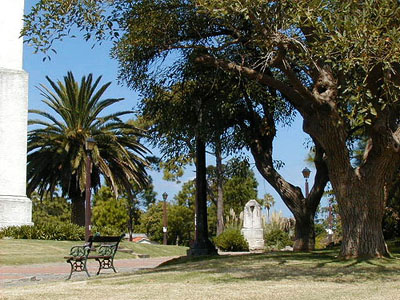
(214, 228), (249, 251)
(0, 223), (127, 241)
(0, 222), (85, 241)
(264, 228), (293, 250)
(91, 225), (123, 236)
(314, 223), (326, 237)
(315, 230), (328, 249)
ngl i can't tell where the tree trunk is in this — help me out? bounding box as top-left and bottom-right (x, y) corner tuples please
(302, 104), (397, 258)
(128, 206), (133, 242)
(333, 179), (389, 258)
(188, 137), (217, 256)
(247, 116), (328, 251)
(215, 139), (224, 236)
(71, 194), (85, 226)
(293, 210), (316, 251)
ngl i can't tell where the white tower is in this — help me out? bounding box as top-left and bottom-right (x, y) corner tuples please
(0, 0), (33, 228)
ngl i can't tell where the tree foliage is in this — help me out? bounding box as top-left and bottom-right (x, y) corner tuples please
(138, 202), (194, 245)
(31, 191), (71, 225)
(221, 159), (258, 216)
(175, 157), (258, 235)
(92, 186), (130, 233)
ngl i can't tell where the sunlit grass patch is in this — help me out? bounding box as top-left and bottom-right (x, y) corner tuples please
(0, 239), (188, 265)
(3, 251), (400, 300)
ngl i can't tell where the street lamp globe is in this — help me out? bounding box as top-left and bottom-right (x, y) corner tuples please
(302, 167), (311, 179)
(85, 136), (96, 151)
(162, 192), (168, 200)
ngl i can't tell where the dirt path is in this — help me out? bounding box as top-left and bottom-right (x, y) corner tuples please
(0, 256), (180, 287)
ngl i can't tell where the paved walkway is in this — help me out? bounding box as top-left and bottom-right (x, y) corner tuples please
(0, 256), (180, 287)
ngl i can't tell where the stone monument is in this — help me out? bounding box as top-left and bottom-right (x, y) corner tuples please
(241, 199), (264, 251)
(0, 0), (33, 228)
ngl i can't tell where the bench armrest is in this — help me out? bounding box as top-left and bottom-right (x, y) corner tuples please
(98, 244), (117, 257)
(69, 245), (90, 257)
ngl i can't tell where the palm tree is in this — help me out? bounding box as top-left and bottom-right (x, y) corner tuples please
(262, 193), (275, 223)
(27, 72), (150, 225)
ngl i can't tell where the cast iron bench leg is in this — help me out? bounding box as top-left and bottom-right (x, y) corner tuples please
(111, 258), (117, 273)
(67, 260), (74, 280)
(95, 257), (117, 275)
(66, 259), (90, 280)
(95, 258), (103, 275)
(84, 261), (90, 278)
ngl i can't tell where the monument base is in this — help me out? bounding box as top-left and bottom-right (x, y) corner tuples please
(241, 228), (264, 251)
(0, 195), (33, 228)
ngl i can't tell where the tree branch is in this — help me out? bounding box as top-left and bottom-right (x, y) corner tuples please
(308, 140), (329, 209)
(195, 55), (313, 112)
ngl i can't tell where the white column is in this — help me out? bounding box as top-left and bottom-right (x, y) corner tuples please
(0, 0), (33, 228)
(0, 1), (24, 70)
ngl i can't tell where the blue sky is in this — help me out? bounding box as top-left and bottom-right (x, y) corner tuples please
(23, 0), (316, 217)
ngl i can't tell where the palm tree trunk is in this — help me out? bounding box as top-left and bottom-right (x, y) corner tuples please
(71, 193), (85, 226)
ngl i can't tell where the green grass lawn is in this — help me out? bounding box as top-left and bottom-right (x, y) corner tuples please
(3, 249), (400, 299)
(0, 239), (188, 265)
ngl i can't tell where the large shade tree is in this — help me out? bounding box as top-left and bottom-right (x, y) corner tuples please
(22, 0), (328, 252)
(22, 0), (400, 258)
(27, 72), (150, 225)
(189, 1), (400, 258)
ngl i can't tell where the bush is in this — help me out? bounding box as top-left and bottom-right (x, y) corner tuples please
(214, 228), (249, 251)
(315, 230), (328, 249)
(314, 223), (326, 237)
(264, 228), (292, 250)
(0, 222), (85, 241)
(91, 225), (123, 236)
(0, 222), (126, 241)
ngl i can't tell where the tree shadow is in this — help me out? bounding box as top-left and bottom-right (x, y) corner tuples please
(131, 249), (400, 284)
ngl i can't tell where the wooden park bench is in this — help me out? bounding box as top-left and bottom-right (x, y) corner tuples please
(65, 234), (124, 280)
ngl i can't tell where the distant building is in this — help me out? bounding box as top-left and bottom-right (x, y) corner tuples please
(124, 233), (158, 244)
(132, 237), (152, 244)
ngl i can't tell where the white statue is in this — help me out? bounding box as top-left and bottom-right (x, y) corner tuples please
(241, 200), (264, 251)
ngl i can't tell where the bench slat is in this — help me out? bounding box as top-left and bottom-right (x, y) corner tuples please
(88, 255), (112, 259)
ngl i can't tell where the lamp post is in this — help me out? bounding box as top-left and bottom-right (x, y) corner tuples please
(85, 137), (96, 242)
(162, 192), (168, 245)
(302, 167), (311, 198)
(327, 198), (333, 244)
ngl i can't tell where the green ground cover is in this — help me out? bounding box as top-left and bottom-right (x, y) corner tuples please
(0, 239), (188, 265)
(2, 249), (400, 300)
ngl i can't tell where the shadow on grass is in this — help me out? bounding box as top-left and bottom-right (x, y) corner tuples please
(131, 248), (400, 284)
